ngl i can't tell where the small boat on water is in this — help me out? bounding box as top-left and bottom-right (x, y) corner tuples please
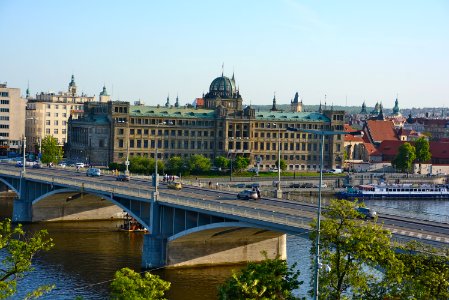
(336, 183), (449, 200)
(119, 214), (148, 232)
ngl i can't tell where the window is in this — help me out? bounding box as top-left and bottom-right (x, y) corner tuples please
(46, 112), (50, 117)
(63, 113), (67, 118)
(46, 120), (50, 126)
(54, 113), (58, 117)
(54, 120), (58, 125)
(53, 129), (58, 134)
(62, 129), (66, 134)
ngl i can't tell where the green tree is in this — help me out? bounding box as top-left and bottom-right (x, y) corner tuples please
(214, 156), (229, 170)
(40, 135), (63, 164)
(110, 267), (170, 300)
(218, 253), (303, 300)
(390, 241), (449, 299)
(0, 219), (54, 299)
(414, 137), (431, 174)
(392, 142), (416, 173)
(310, 199), (401, 299)
(233, 155), (250, 173)
(166, 156), (184, 174)
(275, 159), (287, 171)
(186, 154), (211, 174)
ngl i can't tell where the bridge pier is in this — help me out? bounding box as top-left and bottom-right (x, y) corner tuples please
(12, 179), (32, 222)
(142, 234), (167, 269)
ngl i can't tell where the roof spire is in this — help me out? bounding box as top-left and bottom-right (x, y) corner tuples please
(221, 62), (224, 76)
(165, 94), (170, 107)
(175, 94), (179, 108)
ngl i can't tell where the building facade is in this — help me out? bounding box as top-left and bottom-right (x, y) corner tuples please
(25, 75), (107, 153)
(68, 74), (345, 170)
(0, 83), (26, 156)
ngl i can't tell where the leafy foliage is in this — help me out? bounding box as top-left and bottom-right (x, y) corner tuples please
(218, 253), (303, 300)
(392, 142), (416, 173)
(233, 155), (250, 173)
(166, 156), (184, 175)
(310, 199), (401, 299)
(214, 156), (229, 170)
(414, 137), (431, 173)
(275, 159), (287, 171)
(40, 135), (63, 164)
(110, 268), (170, 300)
(186, 154), (211, 174)
(0, 219), (54, 299)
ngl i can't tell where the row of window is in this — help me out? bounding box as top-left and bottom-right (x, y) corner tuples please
(0, 92), (8, 97)
(0, 116), (9, 120)
(45, 120), (67, 126)
(44, 129), (66, 135)
(122, 139), (218, 151)
(0, 100), (9, 104)
(45, 104), (83, 110)
(0, 108), (9, 112)
(45, 112), (68, 118)
(0, 124), (9, 129)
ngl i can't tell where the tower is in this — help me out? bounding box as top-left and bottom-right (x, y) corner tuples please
(165, 95), (170, 107)
(392, 97), (401, 116)
(99, 85), (110, 103)
(68, 75), (77, 96)
(290, 92), (302, 112)
(270, 93), (278, 112)
(175, 95), (179, 108)
(360, 101), (367, 114)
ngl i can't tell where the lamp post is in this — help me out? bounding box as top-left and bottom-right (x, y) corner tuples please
(22, 135), (26, 175)
(287, 126), (362, 300)
(273, 123), (282, 198)
(154, 121), (172, 197)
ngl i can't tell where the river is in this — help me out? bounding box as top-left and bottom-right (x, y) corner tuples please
(1, 194), (448, 299)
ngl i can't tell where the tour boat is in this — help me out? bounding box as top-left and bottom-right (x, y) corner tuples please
(336, 183), (449, 200)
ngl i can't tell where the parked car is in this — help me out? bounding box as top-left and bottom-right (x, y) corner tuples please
(313, 183), (328, 188)
(86, 168), (101, 177)
(234, 183), (246, 188)
(15, 161), (23, 168)
(168, 182), (182, 190)
(116, 174), (130, 182)
(237, 189), (258, 200)
(269, 168), (280, 173)
(32, 163), (43, 169)
(356, 207), (377, 219)
(75, 162), (85, 168)
(247, 167), (258, 173)
(58, 162), (67, 168)
(289, 183), (301, 188)
(300, 183), (314, 188)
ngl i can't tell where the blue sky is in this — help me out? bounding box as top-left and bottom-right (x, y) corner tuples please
(1, 0), (448, 109)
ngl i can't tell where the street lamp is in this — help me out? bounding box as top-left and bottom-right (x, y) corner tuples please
(273, 123), (282, 199)
(287, 126), (362, 300)
(154, 121), (172, 197)
(117, 120), (130, 175)
(22, 135), (26, 175)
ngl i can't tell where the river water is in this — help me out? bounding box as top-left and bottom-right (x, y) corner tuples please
(1, 194), (448, 299)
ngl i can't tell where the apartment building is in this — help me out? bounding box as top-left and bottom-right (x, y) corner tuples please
(67, 74), (345, 169)
(0, 83), (26, 156)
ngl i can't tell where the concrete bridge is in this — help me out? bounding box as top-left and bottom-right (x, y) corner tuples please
(0, 166), (311, 269)
(1, 164), (449, 269)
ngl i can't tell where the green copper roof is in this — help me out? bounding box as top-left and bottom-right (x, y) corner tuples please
(130, 106), (216, 119)
(129, 105), (330, 122)
(254, 111), (330, 122)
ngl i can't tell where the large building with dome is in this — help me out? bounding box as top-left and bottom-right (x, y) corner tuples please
(67, 73), (345, 171)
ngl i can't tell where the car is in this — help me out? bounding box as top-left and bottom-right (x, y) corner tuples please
(313, 183), (328, 188)
(58, 162), (67, 168)
(32, 163), (43, 169)
(247, 167), (258, 173)
(15, 162), (23, 168)
(168, 182), (182, 190)
(356, 207), (377, 219)
(289, 183), (301, 188)
(233, 183), (246, 188)
(342, 183), (353, 188)
(86, 168), (101, 177)
(269, 168), (280, 173)
(75, 162), (85, 168)
(116, 174), (130, 182)
(237, 189), (258, 200)
(300, 183), (314, 188)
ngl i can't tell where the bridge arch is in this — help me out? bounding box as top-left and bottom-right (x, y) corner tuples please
(0, 177), (18, 195)
(30, 189), (149, 228)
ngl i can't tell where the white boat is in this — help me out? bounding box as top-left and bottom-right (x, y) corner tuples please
(336, 183), (449, 200)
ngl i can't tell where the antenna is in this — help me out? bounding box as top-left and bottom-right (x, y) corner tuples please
(345, 95), (348, 106)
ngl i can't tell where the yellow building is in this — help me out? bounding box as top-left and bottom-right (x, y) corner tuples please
(68, 74), (345, 170)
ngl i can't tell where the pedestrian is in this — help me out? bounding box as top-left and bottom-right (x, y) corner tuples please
(209, 181), (212, 188)
(216, 182), (219, 189)
(256, 187), (261, 199)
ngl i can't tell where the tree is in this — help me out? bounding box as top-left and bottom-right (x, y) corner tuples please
(310, 199), (401, 299)
(110, 267), (170, 300)
(414, 137), (431, 174)
(218, 253), (303, 300)
(40, 136), (63, 164)
(0, 219), (54, 299)
(186, 154), (211, 174)
(275, 159), (287, 171)
(392, 142), (416, 173)
(214, 156), (229, 170)
(233, 155), (250, 173)
(166, 156), (184, 174)
(390, 241), (449, 299)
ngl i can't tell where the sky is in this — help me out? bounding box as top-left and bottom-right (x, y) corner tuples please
(1, 0), (448, 109)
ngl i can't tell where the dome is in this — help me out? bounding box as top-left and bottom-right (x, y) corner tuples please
(208, 75), (236, 98)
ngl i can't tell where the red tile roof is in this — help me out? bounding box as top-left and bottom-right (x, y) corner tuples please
(375, 140), (449, 160)
(365, 120), (398, 143)
(430, 141), (449, 159)
(344, 124), (363, 142)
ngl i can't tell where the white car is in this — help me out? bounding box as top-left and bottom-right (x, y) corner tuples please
(75, 162), (85, 168)
(86, 168), (101, 177)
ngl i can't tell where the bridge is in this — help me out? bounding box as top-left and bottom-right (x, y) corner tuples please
(1, 163), (449, 269)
